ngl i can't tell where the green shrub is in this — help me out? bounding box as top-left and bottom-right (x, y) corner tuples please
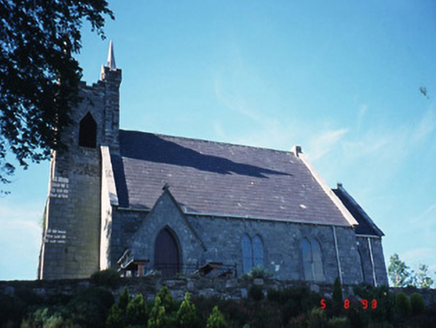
(248, 285), (264, 301)
(67, 287), (115, 328)
(244, 266), (273, 280)
(177, 292), (199, 328)
(267, 286), (321, 325)
(332, 277), (343, 305)
(353, 284), (394, 323)
(90, 269), (121, 288)
(289, 314), (308, 328)
(367, 323), (394, 328)
(157, 286), (175, 313)
(307, 307), (328, 328)
(331, 277), (343, 316)
(395, 292), (411, 317)
(328, 316), (350, 328)
(0, 294), (25, 328)
(410, 292), (425, 315)
(207, 306), (227, 328)
(118, 286), (130, 313)
(106, 303), (124, 328)
(126, 293), (147, 326)
(148, 296), (167, 328)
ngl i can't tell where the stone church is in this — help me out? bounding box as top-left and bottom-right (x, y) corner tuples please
(38, 43), (388, 286)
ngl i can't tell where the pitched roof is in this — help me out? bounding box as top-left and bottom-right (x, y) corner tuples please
(332, 184), (384, 236)
(110, 130), (353, 226)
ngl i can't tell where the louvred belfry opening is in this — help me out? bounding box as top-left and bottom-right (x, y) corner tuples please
(154, 228), (180, 276)
(79, 112), (97, 148)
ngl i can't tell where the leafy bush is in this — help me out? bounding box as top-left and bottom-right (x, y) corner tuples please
(90, 269), (121, 288)
(410, 292), (425, 315)
(0, 294), (26, 327)
(307, 307), (328, 328)
(289, 314), (308, 328)
(148, 296), (167, 328)
(156, 285), (175, 313)
(207, 306), (227, 328)
(244, 266), (273, 280)
(126, 293), (147, 326)
(328, 316), (350, 328)
(353, 284), (394, 324)
(118, 286), (130, 313)
(267, 286), (320, 325)
(366, 323), (394, 328)
(395, 292), (411, 317)
(177, 292), (199, 328)
(67, 287), (115, 328)
(106, 303), (124, 328)
(248, 285), (264, 301)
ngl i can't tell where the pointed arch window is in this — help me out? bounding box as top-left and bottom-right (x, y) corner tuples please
(301, 237), (324, 281)
(242, 234), (264, 274)
(242, 235), (253, 274)
(79, 112), (97, 148)
(253, 235), (264, 268)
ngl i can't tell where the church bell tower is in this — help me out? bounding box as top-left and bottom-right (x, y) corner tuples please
(38, 42), (122, 279)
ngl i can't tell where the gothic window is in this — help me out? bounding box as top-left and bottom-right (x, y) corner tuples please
(79, 112), (97, 148)
(242, 234), (264, 274)
(302, 237), (325, 281)
(311, 239), (324, 281)
(302, 238), (312, 280)
(242, 234), (253, 274)
(253, 235), (264, 268)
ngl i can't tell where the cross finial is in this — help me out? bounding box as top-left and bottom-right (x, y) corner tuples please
(106, 40), (116, 70)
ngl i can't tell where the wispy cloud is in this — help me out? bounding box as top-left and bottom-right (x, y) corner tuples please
(306, 128), (348, 161)
(401, 247), (436, 274)
(413, 109), (436, 142)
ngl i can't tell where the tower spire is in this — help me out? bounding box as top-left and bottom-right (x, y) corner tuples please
(106, 40), (116, 70)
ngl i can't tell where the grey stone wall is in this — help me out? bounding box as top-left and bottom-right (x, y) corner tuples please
(39, 67), (121, 280)
(356, 236), (388, 287)
(112, 190), (375, 285)
(370, 237), (389, 286)
(2, 278), (436, 308)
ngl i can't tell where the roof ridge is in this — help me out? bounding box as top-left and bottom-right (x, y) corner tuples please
(119, 129), (296, 155)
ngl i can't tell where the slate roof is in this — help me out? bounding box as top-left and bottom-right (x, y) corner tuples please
(110, 129), (353, 226)
(332, 185), (384, 236)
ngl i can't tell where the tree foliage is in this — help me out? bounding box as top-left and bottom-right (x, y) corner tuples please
(415, 264), (434, 289)
(177, 292), (198, 328)
(147, 296), (167, 328)
(388, 254), (412, 287)
(206, 306), (227, 328)
(0, 0), (113, 186)
(388, 253), (435, 288)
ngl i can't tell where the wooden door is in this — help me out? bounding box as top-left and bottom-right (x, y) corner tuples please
(154, 228), (180, 276)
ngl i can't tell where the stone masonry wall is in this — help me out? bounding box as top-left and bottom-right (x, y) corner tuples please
(114, 190), (379, 285)
(40, 65), (121, 279)
(2, 277), (436, 308)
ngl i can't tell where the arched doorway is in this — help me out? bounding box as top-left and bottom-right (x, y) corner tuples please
(154, 228), (180, 276)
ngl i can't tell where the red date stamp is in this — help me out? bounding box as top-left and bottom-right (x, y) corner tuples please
(320, 298), (377, 310)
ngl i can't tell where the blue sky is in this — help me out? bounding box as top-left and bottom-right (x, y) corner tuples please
(1, 0), (435, 281)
